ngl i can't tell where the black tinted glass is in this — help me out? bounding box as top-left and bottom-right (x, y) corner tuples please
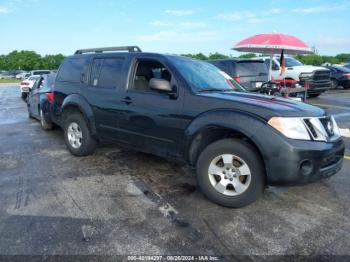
(90, 59), (104, 86)
(97, 58), (124, 88)
(236, 61), (268, 76)
(57, 58), (89, 83)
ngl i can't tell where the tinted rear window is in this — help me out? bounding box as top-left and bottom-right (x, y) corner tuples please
(235, 61), (268, 76)
(90, 58), (124, 89)
(57, 57), (89, 83)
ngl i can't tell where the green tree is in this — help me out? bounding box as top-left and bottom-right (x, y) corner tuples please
(41, 54), (65, 70)
(335, 53), (350, 63)
(208, 52), (229, 60)
(181, 53), (208, 60)
(238, 53), (257, 58)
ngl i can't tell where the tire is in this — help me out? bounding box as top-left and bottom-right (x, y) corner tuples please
(40, 108), (53, 131)
(21, 93), (27, 100)
(196, 138), (265, 208)
(308, 93), (321, 98)
(331, 79), (338, 89)
(63, 112), (97, 156)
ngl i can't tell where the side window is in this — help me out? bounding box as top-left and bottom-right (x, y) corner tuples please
(90, 59), (103, 86)
(57, 57), (89, 83)
(90, 58), (124, 89)
(32, 78), (42, 90)
(129, 59), (172, 92)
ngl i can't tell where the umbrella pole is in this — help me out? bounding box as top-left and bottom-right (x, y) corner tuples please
(268, 53), (273, 81)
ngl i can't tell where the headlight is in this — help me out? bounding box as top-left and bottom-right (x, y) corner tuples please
(299, 72), (313, 79)
(268, 117), (311, 140)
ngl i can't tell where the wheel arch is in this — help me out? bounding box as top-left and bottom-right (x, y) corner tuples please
(61, 94), (97, 135)
(185, 110), (267, 175)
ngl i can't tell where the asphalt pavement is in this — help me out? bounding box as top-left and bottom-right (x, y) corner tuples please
(0, 84), (349, 260)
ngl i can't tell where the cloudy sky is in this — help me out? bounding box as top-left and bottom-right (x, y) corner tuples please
(0, 0), (349, 56)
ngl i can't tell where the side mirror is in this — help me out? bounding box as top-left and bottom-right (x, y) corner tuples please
(149, 78), (172, 92)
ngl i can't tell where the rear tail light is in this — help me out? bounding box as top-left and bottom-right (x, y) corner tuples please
(46, 92), (54, 102)
(21, 82), (29, 86)
(343, 73), (350, 78)
(233, 76), (241, 82)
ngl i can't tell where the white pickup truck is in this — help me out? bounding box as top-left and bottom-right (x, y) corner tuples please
(259, 56), (331, 97)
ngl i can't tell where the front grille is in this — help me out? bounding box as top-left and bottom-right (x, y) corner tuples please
(319, 117), (334, 137)
(303, 116), (339, 141)
(304, 119), (318, 138)
(313, 70), (330, 81)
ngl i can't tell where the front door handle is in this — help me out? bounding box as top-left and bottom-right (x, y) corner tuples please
(121, 96), (133, 104)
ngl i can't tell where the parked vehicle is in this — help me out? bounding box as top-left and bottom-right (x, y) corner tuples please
(50, 46), (344, 207)
(322, 65), (350, 89)
(27, 74), (56, 130)
(259, 56), (331, 97)
(16, 71), (29, 79)
(343, 62), (350, 70)
(30, 70), (51, 76)
(0, 71), (16, 79)
(20, 75), (40, 99)
(207, 59), (268, 91)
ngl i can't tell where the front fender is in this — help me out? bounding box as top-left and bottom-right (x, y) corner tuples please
(185, 109), (268, 164)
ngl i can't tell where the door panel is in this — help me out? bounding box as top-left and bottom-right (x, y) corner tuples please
(81, 57), (126, 140)
(116, 58), (186, 157)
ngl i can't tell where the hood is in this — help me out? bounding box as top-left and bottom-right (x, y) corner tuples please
(197, 91), (325, 120)
(286, 65), (329, 73)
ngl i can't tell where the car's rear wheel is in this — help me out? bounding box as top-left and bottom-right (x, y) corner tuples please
(196, 138), (265, 208)
(40, 108), (53, 131)
(63, 112), (97, 156)
(21, 93), (27, 100)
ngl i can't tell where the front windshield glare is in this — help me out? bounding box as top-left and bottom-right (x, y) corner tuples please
(172, 57), (238, 92)
(285, 57), (303, 67)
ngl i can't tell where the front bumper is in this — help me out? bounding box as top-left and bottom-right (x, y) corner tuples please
(253, 126), (345, 186)
(339, 79), (350, 88)
(302, 81), (331, 94)
(20, 86), (30, 93)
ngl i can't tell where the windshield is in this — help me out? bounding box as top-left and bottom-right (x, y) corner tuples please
(284, 57), (303, 67)
(172, 56), (244, 92)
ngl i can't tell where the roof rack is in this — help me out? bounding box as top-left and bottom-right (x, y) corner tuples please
(74, 46), (142, 55)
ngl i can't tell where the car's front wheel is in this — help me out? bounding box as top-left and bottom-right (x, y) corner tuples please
(331, 79), (338, 89)
(196, 138), (265, 208)
(63, 112), (97, 156)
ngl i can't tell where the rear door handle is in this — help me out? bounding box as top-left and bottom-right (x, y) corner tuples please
(121, 96), (133, 104)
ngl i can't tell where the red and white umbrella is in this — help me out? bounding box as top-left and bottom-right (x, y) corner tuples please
(233, 33), (314, 80)
(233, 33), (313, 55)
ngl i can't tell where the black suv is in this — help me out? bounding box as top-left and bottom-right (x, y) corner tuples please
(51, 46), (344, 207)
(208, 59), (268, 91)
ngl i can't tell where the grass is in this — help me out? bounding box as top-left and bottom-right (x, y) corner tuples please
(0, 78), (21, 83)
